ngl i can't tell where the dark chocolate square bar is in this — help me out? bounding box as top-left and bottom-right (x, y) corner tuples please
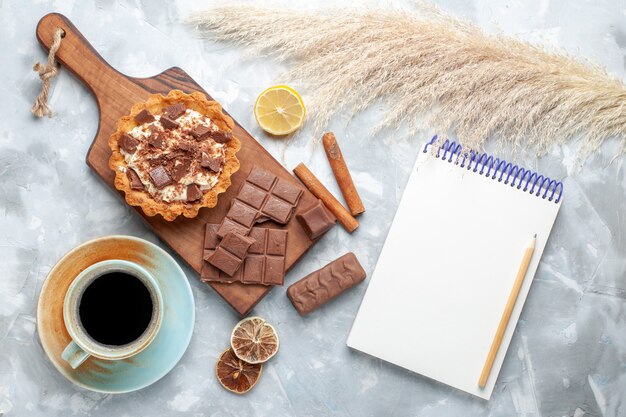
(218, 218), (251, 238)
(207, 231), (256, 276)
(238, 183), (267, 209)
(261, 196), (294, 224)
(243, 256), (265, 283)
(220, 232), (256, 259)
(239, 228), (287, 285)
(265, 229), (287, 256)
(202, 223), (288, 286)
(263, 257), (285, 286)
(208, 247), (242, 277)
(216, 165), (304, 238)
(204, 223), (220, 248)
(228, 200), (258, 228)
(247, 166), (276, 190)
(272, 178), (303, 205)
(202, 225), (237, 283)
(202, 249), (233, 283)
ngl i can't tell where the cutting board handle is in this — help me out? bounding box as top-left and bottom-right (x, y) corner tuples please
(36, 13), (141, 104)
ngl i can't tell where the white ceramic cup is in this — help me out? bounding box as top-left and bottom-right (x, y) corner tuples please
(61, 260), (163, 369)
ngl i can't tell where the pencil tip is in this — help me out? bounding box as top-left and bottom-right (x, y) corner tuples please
(533, 233), (537, 238)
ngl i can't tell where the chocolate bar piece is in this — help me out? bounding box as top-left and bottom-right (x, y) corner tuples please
(190, 125), (211, 139)
(148, 133), (165, 149)
(170, 158), (191, 182)
(186, 184), (202, 202)
(160, 116), (180, 130)
(119, 134), (139, 153)
(296, 199), (337, 240)
(287, 252), (366, 315)
(201, 225), (234, 283)
(210, 130), (233, 143)
(163, 103), (186, 119)
(177, 141), (196, 153)
(243, 227), (287, 285)
(126, 168), (144, 190)
(201, 224), (288, 286)
(134, 109), (155, 124)
(208, 232), (255, 276)
(217, 166), (303, 238)
(149, 165), (172, 189)
(201, 152), (221, 172)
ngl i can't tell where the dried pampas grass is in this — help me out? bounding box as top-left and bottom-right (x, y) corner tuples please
(190, 4), (626, 157)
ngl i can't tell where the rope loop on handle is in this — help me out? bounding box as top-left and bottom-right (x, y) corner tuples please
(31, 27), (65, 118)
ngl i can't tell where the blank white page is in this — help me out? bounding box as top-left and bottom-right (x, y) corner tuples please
(347, 146), (561, 400)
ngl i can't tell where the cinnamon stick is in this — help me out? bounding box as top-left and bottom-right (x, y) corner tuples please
(293, 163), (359, 233)
(322, 132), (365, 216)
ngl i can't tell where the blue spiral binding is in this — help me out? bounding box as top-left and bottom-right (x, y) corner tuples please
(423, 136), (563, 203)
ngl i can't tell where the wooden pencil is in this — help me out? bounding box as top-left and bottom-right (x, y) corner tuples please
(478, 234), (537, 389)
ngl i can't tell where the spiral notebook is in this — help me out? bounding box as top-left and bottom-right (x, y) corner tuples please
(347, 137), (563, 400)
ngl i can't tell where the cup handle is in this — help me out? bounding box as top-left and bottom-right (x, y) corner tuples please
(61, 340), (90, 369)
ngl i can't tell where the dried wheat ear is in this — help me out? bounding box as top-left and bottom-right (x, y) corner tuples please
(190, 4), (626, 159)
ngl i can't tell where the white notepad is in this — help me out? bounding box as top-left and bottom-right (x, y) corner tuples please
(347, 138), (562, 400)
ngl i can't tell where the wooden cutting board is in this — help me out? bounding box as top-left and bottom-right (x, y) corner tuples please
(36, 13), (319, 315)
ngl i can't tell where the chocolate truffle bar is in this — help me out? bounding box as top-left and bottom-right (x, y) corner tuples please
(202, 224), (288, 286)
(287, 252), (366, 315)
(217, 166), (304, 238)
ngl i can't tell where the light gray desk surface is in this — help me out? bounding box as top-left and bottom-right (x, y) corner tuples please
(0, 1), (624, 416)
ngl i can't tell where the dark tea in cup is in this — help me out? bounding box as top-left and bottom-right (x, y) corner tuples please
(79, 271), (154, 346)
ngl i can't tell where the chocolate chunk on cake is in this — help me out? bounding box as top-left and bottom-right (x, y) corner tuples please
(190, 125), (211, 139)
(127, 168), (144, 190)
(170, 158), (192, 182)
(148, 133), (165, 149)
(160, 116), (179, 130)
(177, 141), (196, 153)
(187, 184), (203, 202)
(210, 130), (233, 144)
(149, 166), (172, 189)
(134, 109), (155, 124)
(163, 103), (186, 119)
(119, 134), (139, 153)
(201, 152), (222, 172)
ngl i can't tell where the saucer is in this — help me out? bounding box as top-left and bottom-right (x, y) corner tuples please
(37, 235), (195, 393)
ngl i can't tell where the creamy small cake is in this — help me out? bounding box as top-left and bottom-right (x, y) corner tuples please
(108, 90), (240, 220)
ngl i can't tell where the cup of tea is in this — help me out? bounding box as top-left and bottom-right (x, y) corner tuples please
(61, 259), (163, 369)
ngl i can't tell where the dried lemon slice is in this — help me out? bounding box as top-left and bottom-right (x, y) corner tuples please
(215, 348), (263, 394)
(254, 85), (306, 135)
(230, 316), (279, 364)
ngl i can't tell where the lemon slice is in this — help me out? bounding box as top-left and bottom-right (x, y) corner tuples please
(254, 85), (306, 135)
(230, 316), (279, 364)
(215, 348), (263, 394)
